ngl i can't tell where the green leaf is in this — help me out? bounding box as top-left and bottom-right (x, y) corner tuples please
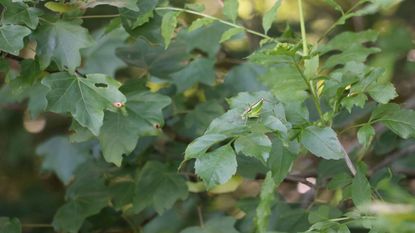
(184, 133), (229, 160)
(0, 25), (31, 56)
(223, 63), (266, 94)
(371, 103), (415, 139)
(323, 0), (344, 13)
(53, 166), (110, 233)
(161, 11), (180, 48)
(41, 72), (126, 135)
(184, 101), (225, 136)
(178, 22), (230, 58)
(234, 133), (272, 162)
(308, 205), (342, 224)
(352, 170), (371, 209)
(116, 39), (189, 79)
(36, 136), (88, 184)
(259, 64), (308, 104)
(195, 144), (237, 189)
(262, 0), (281, 34)
(188, 18), (215, 32)
(81, 27), (128, 76)
(255, 171), (276, 233)
(357, 125), (375, 147)
(0, 217), (21, 233)
(180, 217), (240, 233)
(1, 0), (39, 29)
(319, 30), (380, 69)
(77, 0), (139, 11)
(220, 27), (244, 43)
(33, 20), (94, 72)
(99, 91), (170, 166)
(267, 138), (296, 185)
(171, 58), (216, 92)
(45, 2), (78, 13)
(223, 0), (239, 23)
(368, 83), (397, 104)
(119, 0), (158, 29)
(133, 161), (188, 214)
(300, 126), (344, 160)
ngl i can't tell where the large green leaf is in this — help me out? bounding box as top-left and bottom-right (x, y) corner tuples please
(370, 103), (415, 139)
(184, 133), (230, 160)
(184, 100), (225, 136)
(36, 136), (88, 184)
(81, 27), (128, 76)
(171, 58), (216, 92)
(133, 161), (188, 214)
(195, 144), (237, 189)
(180, 217), (240, 233)
(99, 91), (171, 166)
(0, 25), (31, 55)
(0, 217), (21, 233)
(255, 171), (276, 233)
(116, 39), (189, 79)
(33, 20), (94, 72)
(41, 72), (126, 135)
(1, 0), (39, 29)
(300, 126), (344, 160)
(234, 133), (272, 162)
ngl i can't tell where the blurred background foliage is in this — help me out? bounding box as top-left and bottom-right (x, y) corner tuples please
(1, 0), (415, 232)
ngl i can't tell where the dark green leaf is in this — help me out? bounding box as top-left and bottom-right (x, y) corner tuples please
(357, 125), (375, 147)
(171, 58), (216, 92)
(99, 91), (170, 166)
(184, 133), (229, 160)
(133, 161), (188, 214)
(371, 103), (415, 139)
(300, 126), (344, 160)
(81, 27), (128, 76)
(33, 20), (94, 72)
(180, 217), (240, 233)
(0, 25), (31, 55)
(36, 136), (88, 184)
(1, 0), (39, 29)
(119, 0), (158, 29)
(267, 138), (296, 185)
(116, 39), (189, 79)
(41, 72), (126, 135)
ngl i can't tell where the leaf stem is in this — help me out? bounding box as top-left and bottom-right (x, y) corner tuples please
(78, 14), (121, 19)
(22, 223), (53, 228)
(297, 0), (308, 56)
(154, 7), (276, 41)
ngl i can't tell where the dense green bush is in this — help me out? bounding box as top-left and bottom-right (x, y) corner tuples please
(1, 0), (415, 232)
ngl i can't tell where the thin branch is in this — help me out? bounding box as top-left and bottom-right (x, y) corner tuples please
(369, 144), (415, 175)
(154, 7), (276, 42)
(22, 223), (53, 228)
(197, 206), (204, 228)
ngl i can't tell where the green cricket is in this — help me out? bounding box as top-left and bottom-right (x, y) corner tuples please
(241, 97), (265, 119)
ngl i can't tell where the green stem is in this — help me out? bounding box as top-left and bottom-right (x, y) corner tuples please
(296, 0), (323, 120)
(155, 7), (276, 41)
(297, 0), (308, 56)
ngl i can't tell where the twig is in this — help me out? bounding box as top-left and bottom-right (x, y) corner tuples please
(197, 206), (204, 227)
(369, 144), (415, 175)
(22, 223), (53, 228)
